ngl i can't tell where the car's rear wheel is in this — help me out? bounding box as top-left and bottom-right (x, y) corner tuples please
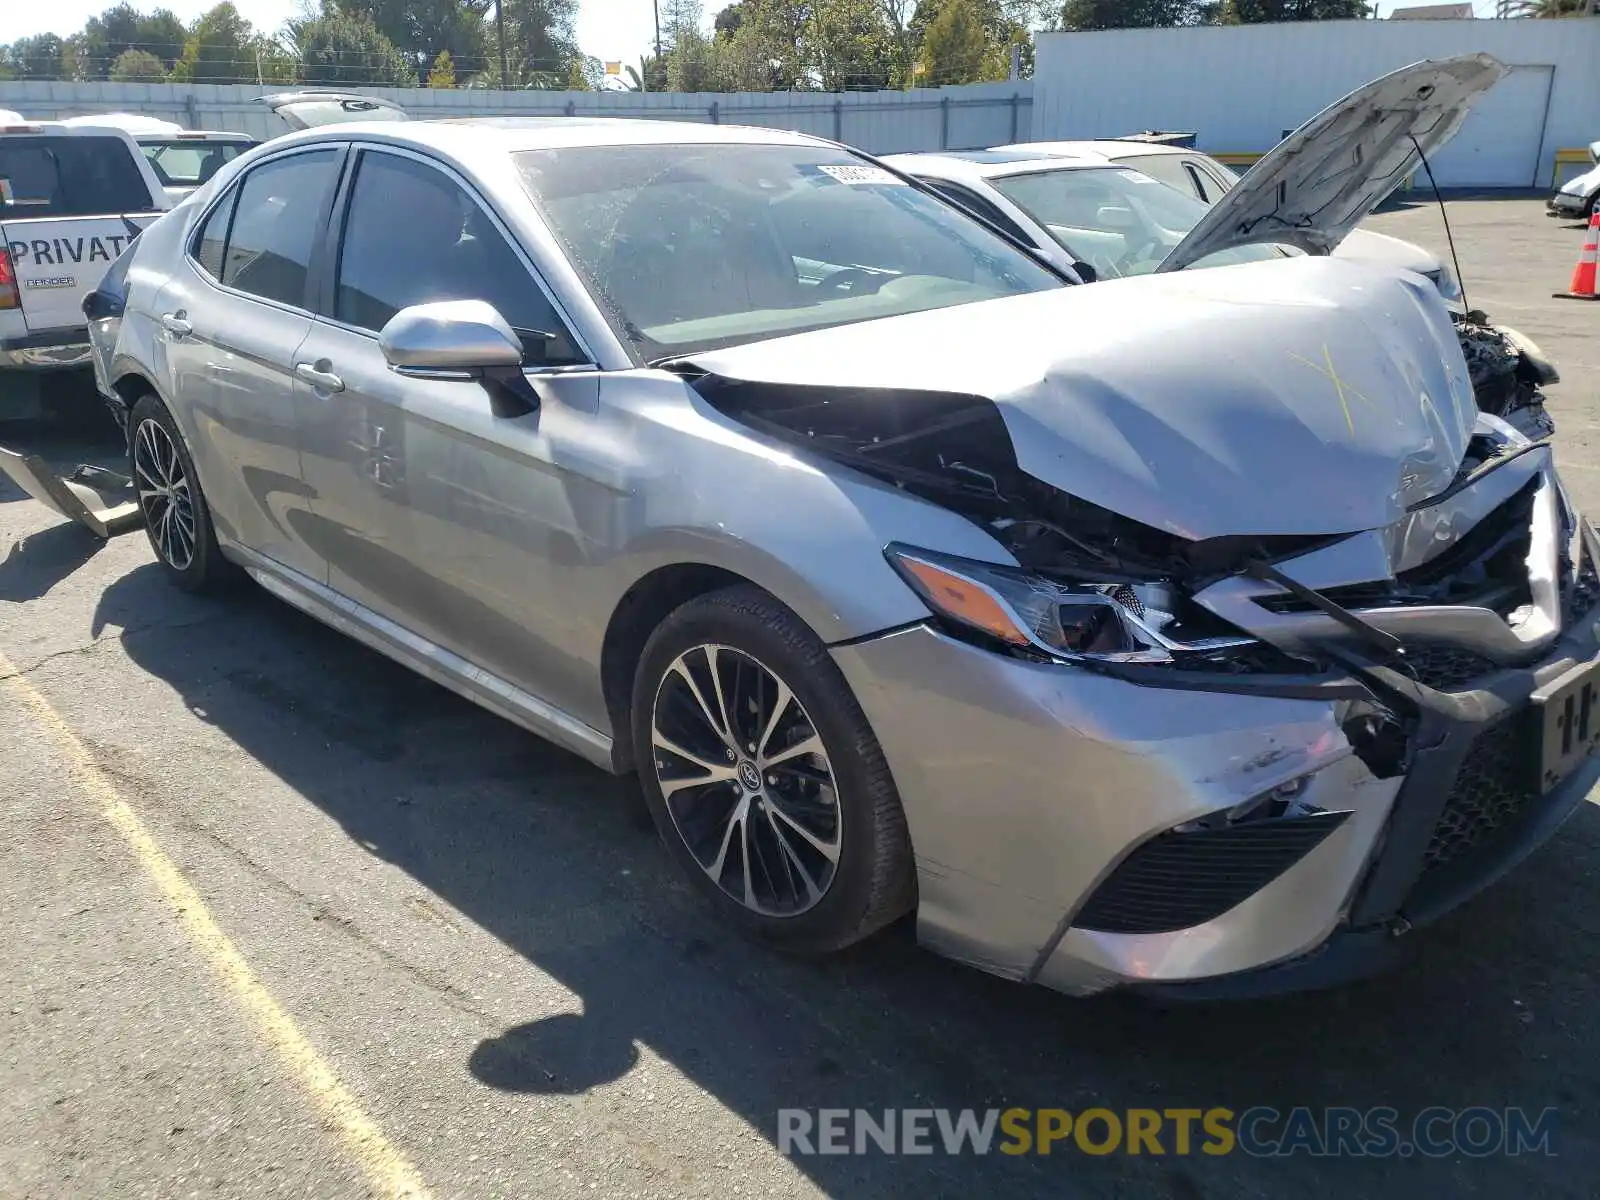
(129, 394), (235, 593)
(632, 585), (915, 953)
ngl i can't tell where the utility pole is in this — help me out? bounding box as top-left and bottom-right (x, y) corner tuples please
(496, 0), (509, 88)
(653, 0), (662, 91)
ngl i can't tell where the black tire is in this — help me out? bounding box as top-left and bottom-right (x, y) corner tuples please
(632, 584), (915, 953)
(128, 393), (237, 593)
(1586, 191), (1599, 221)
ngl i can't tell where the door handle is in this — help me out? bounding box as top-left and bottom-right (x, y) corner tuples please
(295, 361), (345, 393)
(160, 311), (192, 337)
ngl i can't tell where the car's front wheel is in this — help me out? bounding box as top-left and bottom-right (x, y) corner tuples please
(129, 393), (235, 593)
(632, 585), (915, 953)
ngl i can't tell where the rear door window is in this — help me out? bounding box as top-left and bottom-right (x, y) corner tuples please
(0, 135), (158, 217)
(219, 149), (341, 309)
(142, 140), (254, 187)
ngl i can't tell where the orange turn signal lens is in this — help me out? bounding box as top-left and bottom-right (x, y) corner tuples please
(895, 554), (1032, 646)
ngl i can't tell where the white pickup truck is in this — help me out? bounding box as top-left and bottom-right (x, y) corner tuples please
(1, 119), (168, 419)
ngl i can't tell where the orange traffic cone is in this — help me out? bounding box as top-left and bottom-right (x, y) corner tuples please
(1556, 211), (1600, 301)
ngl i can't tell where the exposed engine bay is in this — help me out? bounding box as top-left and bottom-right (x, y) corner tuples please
(1456, 310), (1557, 439)
(690, 337), (1573, 683)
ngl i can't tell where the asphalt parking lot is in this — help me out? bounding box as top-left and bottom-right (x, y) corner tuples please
(2, 197), (1597, 1199)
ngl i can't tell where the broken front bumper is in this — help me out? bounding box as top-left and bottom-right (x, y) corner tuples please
(1547, 190), (1590, 218)
(833, 442), (1597, 998)
(834, 612), (1599, 998)
(0, 446), (141, 538)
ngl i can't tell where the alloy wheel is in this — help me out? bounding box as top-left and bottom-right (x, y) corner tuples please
(133, 418), (196, 571)
(651, 644), (842, 917)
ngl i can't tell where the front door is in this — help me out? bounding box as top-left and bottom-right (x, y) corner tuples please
(295, 146), (603, 712)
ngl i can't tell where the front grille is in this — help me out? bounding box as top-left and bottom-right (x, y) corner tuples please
(1072, 811), (1350, 935)
(1404, 642), (1499, 691)
(1422, 717), (1539, 873)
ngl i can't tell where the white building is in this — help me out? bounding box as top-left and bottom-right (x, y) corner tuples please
(1032, 19), (1600, 188)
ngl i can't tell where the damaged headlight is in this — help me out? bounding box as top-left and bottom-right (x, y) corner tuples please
(886, 545), (1186, 663)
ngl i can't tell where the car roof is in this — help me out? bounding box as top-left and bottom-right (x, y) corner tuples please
(276, 116), (835, 157)
(881, 149), (1120, 182)
(137, 130), (258, 143)
(991, 139), (1185, 160)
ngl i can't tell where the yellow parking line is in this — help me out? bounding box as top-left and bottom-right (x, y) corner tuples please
(1, 651), (433, 1200)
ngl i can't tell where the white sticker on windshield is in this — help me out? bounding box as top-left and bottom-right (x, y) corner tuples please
(0, 179), (12, 204)
(818, 164), (904, 186)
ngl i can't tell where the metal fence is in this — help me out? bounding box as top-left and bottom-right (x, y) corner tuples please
(0, 80), (1033, 153)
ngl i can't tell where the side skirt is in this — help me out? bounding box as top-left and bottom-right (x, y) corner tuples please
(227, 545), (618, 773)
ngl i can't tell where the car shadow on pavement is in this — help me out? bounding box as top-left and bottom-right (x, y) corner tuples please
(0, 522), (105, 603)
(94, 568), (1600, 1200)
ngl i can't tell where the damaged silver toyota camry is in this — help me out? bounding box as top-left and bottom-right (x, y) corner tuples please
(84, 54), (1600, 998)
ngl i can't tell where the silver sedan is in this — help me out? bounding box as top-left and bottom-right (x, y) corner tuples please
(86, 103), (1600, 998)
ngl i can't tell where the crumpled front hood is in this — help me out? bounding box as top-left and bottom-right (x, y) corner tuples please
(689, 258), (1478, 541)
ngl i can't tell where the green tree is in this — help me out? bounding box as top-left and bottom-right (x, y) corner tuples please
(1059, 0), (1198, 28)
(810, 0), (892, 89)
(1209, 0), (1367, 17)
(291, 10), (417, 85)
(918, 0), (986, 84)
(713, 22), (780, 89)
(325, 0), (491, 80)
(173, 4), (258, 84)
(1506, 0), (1586, 10)
(138, 10), (191, 70)
(108, 47), (168, 81)
(667, 27), (720, 89)
(504, 0), (582, 87)
(427, 47), (456, 84)
(6, 34), (68, 80)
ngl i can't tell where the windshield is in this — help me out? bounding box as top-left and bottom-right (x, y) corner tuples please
(990, 166), (1285, 280)
(516, 143), (1061, 359)
(140, 139), (254, 187)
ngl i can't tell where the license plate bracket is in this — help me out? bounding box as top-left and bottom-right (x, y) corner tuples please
(1533, 658), (1600, 794)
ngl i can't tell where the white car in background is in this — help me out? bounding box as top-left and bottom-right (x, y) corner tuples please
(59, 113), (259, 204)
(1548, 140), (1600, 221)
(887, 118), (1555, 435)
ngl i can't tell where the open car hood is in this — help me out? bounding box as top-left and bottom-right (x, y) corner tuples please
(687, 258), (1477, 542)
(258, 91), (408, 131)
(1159, 55), (1507, 273)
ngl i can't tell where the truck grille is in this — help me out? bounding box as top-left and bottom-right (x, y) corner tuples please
(1421, 717), (1538, 872)
(1072, 811), (1350, 935)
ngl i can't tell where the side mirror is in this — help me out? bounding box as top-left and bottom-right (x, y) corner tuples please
(379, 299), (524, 375)
(379, 300), (538, 417)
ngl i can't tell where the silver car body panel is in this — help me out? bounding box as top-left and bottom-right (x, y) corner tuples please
(691, 258), (1477, 539)
(83, 114), (1595, 997)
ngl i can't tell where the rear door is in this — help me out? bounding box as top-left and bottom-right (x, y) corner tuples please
(157, 145), (346, 583)
(0, 132), (163, 334)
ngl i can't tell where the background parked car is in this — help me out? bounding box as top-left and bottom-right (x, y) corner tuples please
(1548, 139), (1600, 220)
(993, 136), (1463, 305)
(60, 114), (258, 205)
(886, 143), (1555, 436)
(0, 118), (167, 421)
